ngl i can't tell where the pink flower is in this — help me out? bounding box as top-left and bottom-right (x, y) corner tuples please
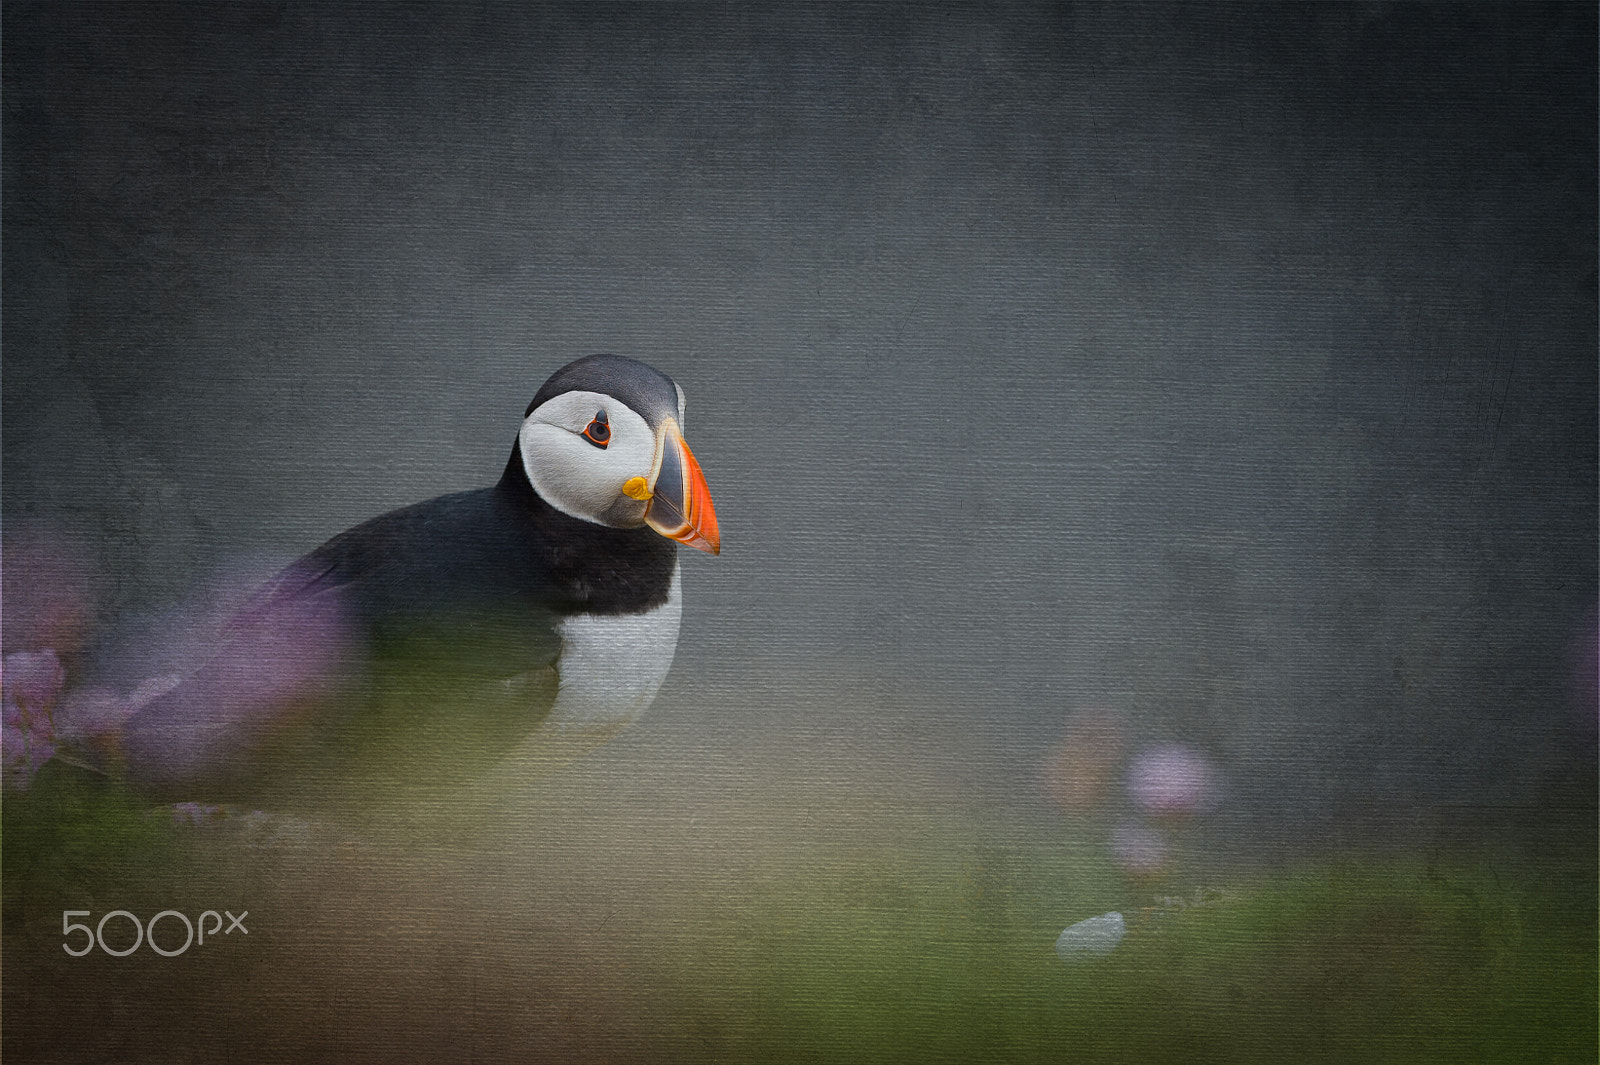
(2, 650), (65, 790)
(1126, 743), (1218, 818)
(1, 524), (96, 657)
(116, 564), (355, 788)
(1, 720), (55, 790)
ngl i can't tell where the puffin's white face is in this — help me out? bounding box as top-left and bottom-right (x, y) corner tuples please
(517, 367), (718, 553)
(520, 389), (659, 528)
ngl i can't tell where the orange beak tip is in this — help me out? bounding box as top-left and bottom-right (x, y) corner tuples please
(643, 422), (722, 557)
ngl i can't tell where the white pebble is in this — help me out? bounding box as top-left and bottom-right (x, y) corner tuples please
(1055, 911), (1126, 962)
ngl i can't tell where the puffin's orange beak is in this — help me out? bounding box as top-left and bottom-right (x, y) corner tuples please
(643, 419), (720, 555)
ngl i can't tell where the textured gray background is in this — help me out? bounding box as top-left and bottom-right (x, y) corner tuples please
(3, 0), (1594, 960)
(4, 4), (1595, 1060)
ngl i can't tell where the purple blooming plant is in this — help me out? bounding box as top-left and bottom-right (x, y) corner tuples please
(115, 563), (356, 789)
(1126, 743), (1219, 819)
(2, 650), (65, 789)
(3, 542), (356, 794)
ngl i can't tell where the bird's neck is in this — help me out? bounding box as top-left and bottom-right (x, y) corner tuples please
(496, 443), (677, 615)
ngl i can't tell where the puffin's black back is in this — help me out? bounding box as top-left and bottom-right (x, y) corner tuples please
(118, 399), (679, 807)
(286, 471), (676, 645)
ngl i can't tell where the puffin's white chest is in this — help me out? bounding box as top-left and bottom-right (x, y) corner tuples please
(542, 562), (682, 734)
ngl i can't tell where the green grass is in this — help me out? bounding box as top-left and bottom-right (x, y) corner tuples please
(3, 762), (1594, 1064)
(635, 844), (1594, 1064)
(2, 761), (189, 931)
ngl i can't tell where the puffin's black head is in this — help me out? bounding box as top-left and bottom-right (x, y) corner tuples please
(508, 354), (720, 554)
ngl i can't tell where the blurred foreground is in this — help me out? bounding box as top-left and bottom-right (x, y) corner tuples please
(4, 666), (1593, 1064)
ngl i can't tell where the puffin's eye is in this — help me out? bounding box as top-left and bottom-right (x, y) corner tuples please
(581, 411), (611, 448)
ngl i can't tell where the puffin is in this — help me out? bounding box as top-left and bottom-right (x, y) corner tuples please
(107, 354), (719, 809)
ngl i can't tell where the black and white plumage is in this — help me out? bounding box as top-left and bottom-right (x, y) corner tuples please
(112, 354), (719, 807)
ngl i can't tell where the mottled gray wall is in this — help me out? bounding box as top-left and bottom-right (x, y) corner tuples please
(5, 3), (1595, 847)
